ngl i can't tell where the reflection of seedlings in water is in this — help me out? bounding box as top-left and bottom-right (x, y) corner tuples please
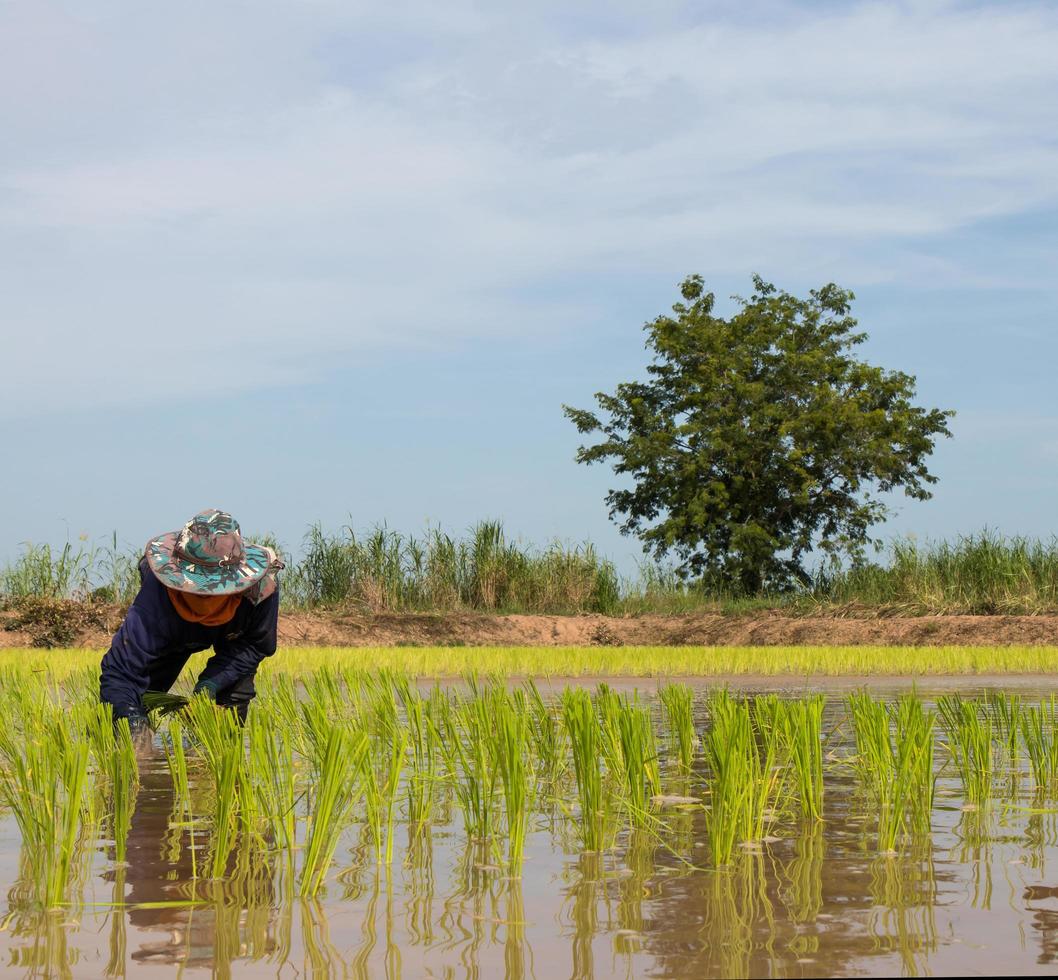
(615, 830), (656, 954)
(404, 825), (437, 947)
(104, 866), (126, 979)
(696, 851), (778, 980)
(504, 878), (531, 980)
(567, 852), (603, 979)
(952, 805), (994, 910)
(301, 897), (349, 977)
(779, 825), (825, 926)
(867, 838), (938, 977)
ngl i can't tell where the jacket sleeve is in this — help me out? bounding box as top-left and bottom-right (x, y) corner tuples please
(197, 588), (279, 693)
(99, 561), (175, 720)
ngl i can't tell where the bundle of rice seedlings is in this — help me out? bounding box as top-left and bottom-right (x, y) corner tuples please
(142, 690), (190, 717)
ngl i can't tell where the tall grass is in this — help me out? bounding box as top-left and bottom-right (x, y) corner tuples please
(820, 531), (1058, 614)
(11, 524), (1058, 616)
(283, 520), (623, 613)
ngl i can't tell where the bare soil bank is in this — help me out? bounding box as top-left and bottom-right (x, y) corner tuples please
(3, 603), (1058, 648)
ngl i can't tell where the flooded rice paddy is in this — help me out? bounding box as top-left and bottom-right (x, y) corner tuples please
(2, 673), (1058, 978)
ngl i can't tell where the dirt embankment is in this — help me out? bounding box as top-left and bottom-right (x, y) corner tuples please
(3, 602), (1058, 648)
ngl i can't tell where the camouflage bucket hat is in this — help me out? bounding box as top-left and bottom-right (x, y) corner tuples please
(145, 509), (283, 603)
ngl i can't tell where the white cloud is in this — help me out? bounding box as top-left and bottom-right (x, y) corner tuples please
(2, 0), (1057, 415)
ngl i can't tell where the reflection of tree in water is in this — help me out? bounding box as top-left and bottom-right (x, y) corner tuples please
(1024, 884), (1058, 965)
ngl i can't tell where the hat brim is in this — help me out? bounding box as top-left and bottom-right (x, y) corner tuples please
(145, 531), (274, 597)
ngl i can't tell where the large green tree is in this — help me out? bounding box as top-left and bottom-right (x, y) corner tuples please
(564, 276), (954, 592)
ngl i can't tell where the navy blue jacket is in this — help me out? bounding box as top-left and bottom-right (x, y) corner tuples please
(100, 559), (279, 720)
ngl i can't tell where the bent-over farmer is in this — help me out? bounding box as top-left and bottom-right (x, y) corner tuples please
(100, 509), (283, 732)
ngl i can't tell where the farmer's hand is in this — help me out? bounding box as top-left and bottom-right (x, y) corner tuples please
(193, 679), (219, 701)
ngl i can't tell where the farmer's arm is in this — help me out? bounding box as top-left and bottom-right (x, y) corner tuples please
(99, 561), (175, 722)
(195, 588), (279, 696)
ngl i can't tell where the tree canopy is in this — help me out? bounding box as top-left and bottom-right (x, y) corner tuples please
(564, 275), (954, 592)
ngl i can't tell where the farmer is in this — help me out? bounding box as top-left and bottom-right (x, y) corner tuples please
(99, 509), (283, 733)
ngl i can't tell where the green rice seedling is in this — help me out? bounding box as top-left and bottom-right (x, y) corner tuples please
(659, 683), (697, 772)
(395, 677), (440, 830)
(594, 684), (626, 784)
(108, 718), (138, 863)
(183, 695), (245, 878)
(15, 643), (1058, 681)
(525, 679), (564, 783)
(360, 722), (410, 866)
(494, 691), (531, 874)
(613, 694), (661, 828)
(702, 693), (763, 864)
(83, 701), (139, 863)
(1020, 697), (1058, 793)
(778, 696), (825, 821)
(0, 701), (96, 909)
(848, 692), (936, 850)
(890, 694), (936, 834)
(938, 695), (993, 804)
(142, 690), (190, 719)
(300, 725), (369, 895)
(986, 691), (1023, 772)
(846, 693), (899, 849)
(161, 715), (197, 879)
(435, 689), (499, 844)
(246, 710), (298, 890)
(562, 688), (605, 852)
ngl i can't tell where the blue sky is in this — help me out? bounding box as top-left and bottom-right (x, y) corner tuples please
(2, 0), (1056, 574)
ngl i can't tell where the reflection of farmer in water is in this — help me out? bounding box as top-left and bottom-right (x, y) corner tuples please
(99, 509), (283, 730)
(116, 758), (277, 968)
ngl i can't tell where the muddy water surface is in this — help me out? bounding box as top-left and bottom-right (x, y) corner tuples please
(2, 684), (1058, 978)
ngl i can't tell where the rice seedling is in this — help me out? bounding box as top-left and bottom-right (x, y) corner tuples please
(142, 690), (190, 719)
(562, 688), (605, 852)
(0, 712), (94, 908)
(300, 724), (369, 895)
(436, 687), (499, 844)
(246, 709), (298, 889)
(846, 692), (934, 851)
(525, 679), (564, 783)
(938, 695), (993, 804)
(986, 691), (1023, 772)
(702, 692), (784, 863)
(182, 694), (246, 878)
(394, 677), (440, 830)
(659, 683), (697, 772)
(778, 695), (825, 821)
(612, 694), (661, 828)
(494, 691), (531, 874)
(1020, 697), (1058, 793)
